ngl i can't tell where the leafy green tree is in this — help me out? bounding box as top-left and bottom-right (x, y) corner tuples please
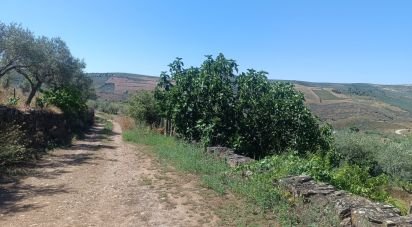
(42, 86), (87, 115)
(235, 69), (332, 157)
(155, 54), (332, 158)
(128, 91), (161, 127)
(195, 54), (238, 146)
(155, 71), (174, 134)
(16, 36), (88, 105)
(1, 22), (93, 106)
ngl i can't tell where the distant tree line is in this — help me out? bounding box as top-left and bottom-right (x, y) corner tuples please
(0, 22), (94, 107)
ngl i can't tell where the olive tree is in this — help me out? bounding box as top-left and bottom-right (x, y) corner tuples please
(0, 23), (36, 78)
(16, 37), (86, 105)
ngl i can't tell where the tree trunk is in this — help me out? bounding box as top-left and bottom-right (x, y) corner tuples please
(25, 82), (42, 106)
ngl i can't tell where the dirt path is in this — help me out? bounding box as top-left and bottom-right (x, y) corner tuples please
(0, 121), (232, 226)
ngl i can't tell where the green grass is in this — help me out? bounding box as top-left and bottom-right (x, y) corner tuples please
(123, 126), (340, 226)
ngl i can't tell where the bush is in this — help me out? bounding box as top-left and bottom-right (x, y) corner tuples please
(153, 54), (332, 157)
(334, 130), (412, 188)
(128, 91), (161, 127)
(0, 123), (33, 165)
(331, 164), (389, 201)
(234, 70), (332, 157)
(334, 131), (382, 175)
(87, 100), (127, 115)
(6, 96), (20, 106)
(236, 152), (391, 203)
(42, 86), (87, 116)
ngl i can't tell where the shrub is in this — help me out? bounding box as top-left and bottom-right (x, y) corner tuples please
(334, 130), (412, 189)
(87, 100), (122, 114)
(331, 164), (389, 201)
(6, 96), (20, 106)
(234, 70), (332, 157)
(334, 131), (383, 175)
(154, 54), (332, 157)
(128, 91), (161, 127)
(236, 152), (391, 203)
(0, 123), (33, 165)
(42, 86), (87, 116)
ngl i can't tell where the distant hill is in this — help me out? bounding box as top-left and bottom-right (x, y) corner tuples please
(87, 73), (412, 131)
(289, 81), (412, 130)
(87, 73), (158, 101)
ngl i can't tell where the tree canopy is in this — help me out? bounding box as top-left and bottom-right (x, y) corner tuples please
(153, 54), (332, 157)
(0, 22), (93, 106)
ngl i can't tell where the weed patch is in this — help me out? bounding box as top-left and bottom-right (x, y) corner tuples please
(123, 127), (339, 225)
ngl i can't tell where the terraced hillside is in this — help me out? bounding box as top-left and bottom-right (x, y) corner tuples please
(291, 81), (412, 130)
(87, 73), (158, 101)
(73, 73), (412, 130)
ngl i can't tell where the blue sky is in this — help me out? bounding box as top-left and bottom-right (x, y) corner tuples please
(1, 0), (411, 84)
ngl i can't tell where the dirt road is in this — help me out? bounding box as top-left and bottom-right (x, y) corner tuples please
(0, 121), (228, 226)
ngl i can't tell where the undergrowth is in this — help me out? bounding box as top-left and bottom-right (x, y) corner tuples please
(123, 126), (340, 226)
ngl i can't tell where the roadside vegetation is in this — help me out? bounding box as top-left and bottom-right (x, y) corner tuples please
(124, 54), (412, 221)
(87, 99), (127, 115)
(124, 126), (339, 225)
(0, 21), (94, 168)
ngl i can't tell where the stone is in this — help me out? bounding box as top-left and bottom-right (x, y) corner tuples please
(206, 146), (254, 167)
(275, 175), (410, 226)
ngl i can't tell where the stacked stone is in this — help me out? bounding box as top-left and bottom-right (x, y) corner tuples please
(277, 175), (412, 226)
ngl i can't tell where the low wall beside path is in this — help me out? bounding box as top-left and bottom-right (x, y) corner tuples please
(206, 146), (412, 226)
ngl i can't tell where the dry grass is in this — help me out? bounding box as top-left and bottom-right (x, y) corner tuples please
(0, 87), (27, 109)
(115, 115), (136, 131)
(0, 87), (62, 113)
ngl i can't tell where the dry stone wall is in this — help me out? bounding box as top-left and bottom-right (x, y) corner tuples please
(0, 105), (94, 148)
(207, 146), (412, 226)
(206, 146), (254, 167)
(276, 176), (412, 226)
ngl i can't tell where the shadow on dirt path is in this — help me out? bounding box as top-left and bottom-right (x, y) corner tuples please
(0, 123), (113, 217)
(0, 119), (277, 226)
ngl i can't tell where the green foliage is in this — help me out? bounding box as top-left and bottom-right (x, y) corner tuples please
(237, 152), (391, 203)
(42, 86), (87, 115)
(234, 69), (332, 157)
(335, 130), (412, 186)
(128, 91), (161, 126)
(6, 96), (20, 106)
(124, 127), (340, 226)
(0, 123), (33, 166)
(35, 97), (45, 109)
(155, 54), (331, 157)
(331, 164), (389, 201)
(0, 22), (94, 105)
(87, 99), (126, 115)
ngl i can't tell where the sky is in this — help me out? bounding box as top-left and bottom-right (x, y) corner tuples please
(1, 0), (411, 84)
